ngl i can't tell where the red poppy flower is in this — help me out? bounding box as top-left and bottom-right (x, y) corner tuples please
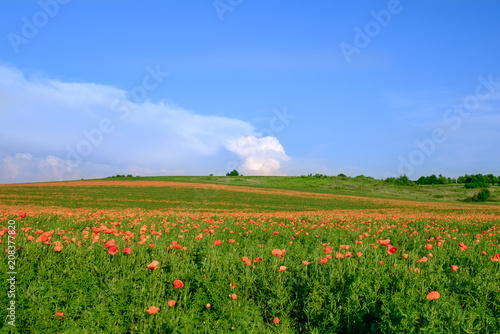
(123, 248), (132, 254)
(230, 282), (237, 289)
(19, 212), (26, 218)
(54, 245), (63, 252)
(228, 239), (235, 243)
(356, 252), (363, 257)
(451, 265), (458, 271)
(254, 257), (262, 262)
(147, 260), (159, 270)
(402, 253), (409, 259)
(458, 242), (468, 251)
(108, 245), (118, 255)
(319, 258), (328, 264)
(206, 303), (211, 308)
(104, 239), (116, 249)
(146, 306), (159, 314)
(273, 231), (279, 235)
(173, 280), (184, 289)
(302, 260), (310, 265)
(324, 246), (332, 254)
(168, 300), (176, 307)
(380, 239), (391, 246)
(53, 311), (63, 319)
(214, 240), (221, 246)
(335, 252), (343, 259)
(272, 249), (283, 256)
(273, 317), (280, 324)
(426, 291), (440, 300)
(387, 246), (397, 255)
(416, 257), (428, 263)
(279, 266), (287, 272)
(231, 294), (237, 300)
(425, 244), (432, 250)
(379, 261), (384, 265)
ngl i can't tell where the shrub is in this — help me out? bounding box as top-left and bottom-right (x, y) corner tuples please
(464, 182), (490, 189)
(466, 188), (491, 202)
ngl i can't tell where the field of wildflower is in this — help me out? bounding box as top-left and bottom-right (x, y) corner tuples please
(1, 179), (499, 333)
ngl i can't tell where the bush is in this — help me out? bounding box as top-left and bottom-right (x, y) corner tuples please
(464, 182), (490, 189)
(466, 188), (491, 202)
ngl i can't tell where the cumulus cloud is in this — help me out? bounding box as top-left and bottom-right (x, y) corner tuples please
(0, 63), (291, 183)
(225, 136), (290, 175)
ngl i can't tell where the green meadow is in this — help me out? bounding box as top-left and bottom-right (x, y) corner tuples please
(0, 177), (499, 333)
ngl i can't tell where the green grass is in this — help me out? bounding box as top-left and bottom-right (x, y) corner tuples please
(1, 178), (499, 333)
(0, 183), (395, 213)
(102, 175), (500, 204)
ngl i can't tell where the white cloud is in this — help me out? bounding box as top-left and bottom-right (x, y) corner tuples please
(0, 153), (73, 183)
(0, 63), (291, 182)
(0, 153), (185, 184)
(224, 136), (290, 175)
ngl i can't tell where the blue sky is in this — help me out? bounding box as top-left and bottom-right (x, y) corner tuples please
(1, 0), (499, 183)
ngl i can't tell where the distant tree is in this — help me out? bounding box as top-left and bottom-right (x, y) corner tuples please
(438, 174), (447, 184)
(337, 173), (347, 178)
(485, 174), (495, 184)
(428, 174), (438, 184)
(226, 170), (239, 176)
(385, 174), (415, 186)
(416, 176), (428, 185)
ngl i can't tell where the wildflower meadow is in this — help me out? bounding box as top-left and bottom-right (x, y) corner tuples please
(0, 179), (499, 333)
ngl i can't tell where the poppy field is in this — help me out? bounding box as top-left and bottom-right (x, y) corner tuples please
(1, 180), (500, 333)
